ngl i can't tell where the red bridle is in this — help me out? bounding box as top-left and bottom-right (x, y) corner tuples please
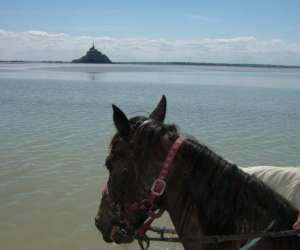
(103, 136), (185, 238)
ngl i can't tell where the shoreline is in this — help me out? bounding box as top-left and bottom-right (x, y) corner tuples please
(1, 60), (300, 69)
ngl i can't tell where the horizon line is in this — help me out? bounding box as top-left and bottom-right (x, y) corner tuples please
(1, 60), (300, 69)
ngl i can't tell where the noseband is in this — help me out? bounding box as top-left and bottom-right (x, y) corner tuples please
(104, 135), (185, 238)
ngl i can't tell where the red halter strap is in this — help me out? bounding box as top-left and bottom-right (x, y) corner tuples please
(149, 136), (185, 201)
(133, 136), (185, 236)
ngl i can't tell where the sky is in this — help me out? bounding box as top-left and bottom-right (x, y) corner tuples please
(1, 0), (300, 64)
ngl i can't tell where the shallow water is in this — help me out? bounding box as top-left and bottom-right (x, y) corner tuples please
(0, 63), (300, 250)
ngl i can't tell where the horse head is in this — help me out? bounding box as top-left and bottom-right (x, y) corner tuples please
(95, 95), (181, 243)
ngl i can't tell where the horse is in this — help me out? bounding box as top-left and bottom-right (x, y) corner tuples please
(95, 95), (300, 250)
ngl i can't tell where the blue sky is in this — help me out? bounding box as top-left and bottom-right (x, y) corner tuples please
(1, 0), (300, 64)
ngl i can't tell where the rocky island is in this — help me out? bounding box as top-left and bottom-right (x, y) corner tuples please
(72, 44), (112, 64)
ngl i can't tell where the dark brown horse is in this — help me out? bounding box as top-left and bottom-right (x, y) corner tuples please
(95, 96), (300, 250)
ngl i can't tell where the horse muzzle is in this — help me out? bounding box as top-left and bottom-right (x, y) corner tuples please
(95, 216), (134, 244)
(95, 215), (114, 243)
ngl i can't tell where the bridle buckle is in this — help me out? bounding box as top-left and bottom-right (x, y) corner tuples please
(151, 178), (166, 196)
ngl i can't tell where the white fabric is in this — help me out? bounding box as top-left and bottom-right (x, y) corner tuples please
(241, 166), (300, 209)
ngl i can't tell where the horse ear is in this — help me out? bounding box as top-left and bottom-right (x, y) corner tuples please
(149, 95), (167, 122)
(112, 104), (130, 139)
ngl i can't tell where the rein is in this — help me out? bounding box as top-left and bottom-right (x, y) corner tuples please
(136, 226), (300, 250)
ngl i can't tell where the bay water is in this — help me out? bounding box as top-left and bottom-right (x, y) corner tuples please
(1, 63), (300, 250)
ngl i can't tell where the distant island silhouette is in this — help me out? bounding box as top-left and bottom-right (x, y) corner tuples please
(72, 44), (112, 64)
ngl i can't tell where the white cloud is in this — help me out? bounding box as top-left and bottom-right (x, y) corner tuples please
(0, 29), (300, 65)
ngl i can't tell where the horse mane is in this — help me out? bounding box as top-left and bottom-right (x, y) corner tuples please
(180, 138), (298, 236)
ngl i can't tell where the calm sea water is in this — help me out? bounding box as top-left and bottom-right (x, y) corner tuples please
(0, 63), (300, 250)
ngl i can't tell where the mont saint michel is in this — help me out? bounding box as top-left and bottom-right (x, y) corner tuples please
(72, 44), (112, 64)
